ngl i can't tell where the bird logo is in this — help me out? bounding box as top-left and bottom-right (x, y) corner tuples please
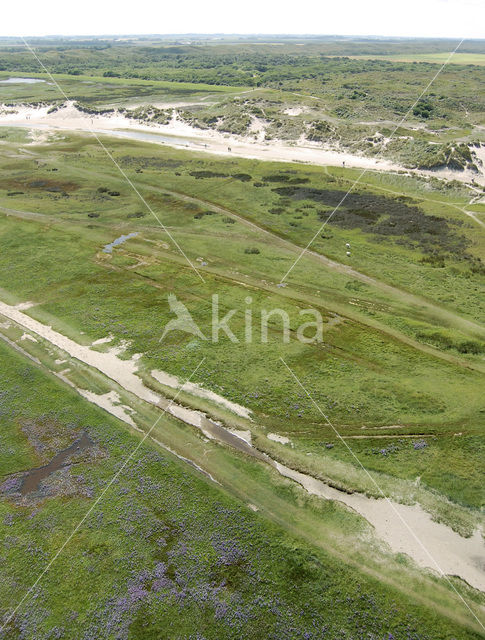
(160, 294), (206, 341)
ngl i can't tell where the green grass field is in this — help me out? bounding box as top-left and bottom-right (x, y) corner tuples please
(349, 53), (485, 66)
(0, 71), (248, 104)
(0, 38), (484, 639)
(0, 129), (484, 508)
(0, 331), (484, 639)
(0, 132), (483, 515)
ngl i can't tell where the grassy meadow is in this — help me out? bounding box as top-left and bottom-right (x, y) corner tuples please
(0, 38), (484, 638)
(0, 335), (484, 639)
(0, 132), (483, 517)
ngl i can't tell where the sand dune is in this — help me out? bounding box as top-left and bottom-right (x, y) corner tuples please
(1, 102), (481, 186)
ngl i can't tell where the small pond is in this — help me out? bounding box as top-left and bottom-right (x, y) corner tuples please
(103, 232), (138, 253)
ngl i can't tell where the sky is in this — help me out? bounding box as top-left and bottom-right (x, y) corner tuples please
(1, 0), (484, 39)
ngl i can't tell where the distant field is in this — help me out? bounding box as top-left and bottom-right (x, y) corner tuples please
(0, 72), (248, 106)
(349, 52), (485, 66)
(0, 71), (247, 93)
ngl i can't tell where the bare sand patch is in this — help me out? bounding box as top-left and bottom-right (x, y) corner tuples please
(14, 301), (36, 310)
(1, 102), (480, 185)
(92, 334), (114, 346)
(151, 369), (252, 419)
(283, 107), (309, 116)
(228, 429), (252, 445)
(20, 333), (37, 342)
(78, 390), (136, 427)
(274, 462), (485, 591)
(267, 433), (291, 445)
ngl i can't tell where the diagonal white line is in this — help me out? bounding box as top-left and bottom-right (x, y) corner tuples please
(279, 356), (484, 631)
(0, 357), (206, 633)
(20, 37), (205, 283)
(280, 39), (465, 283)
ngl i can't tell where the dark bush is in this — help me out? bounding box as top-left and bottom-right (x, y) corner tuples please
(189, 170), (228, 179)
(127, 212), (146, 219)
(421, 254), (446, 268)
(273, 186), (468, 256)
(264, 174), (309, 185)
(413, 100), (434, 119)
(457, 341), (485, 355)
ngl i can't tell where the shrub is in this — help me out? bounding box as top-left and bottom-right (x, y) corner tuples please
(189, 170), (228, 179)
(307, 120), (333, 141)
(412, 100), (434, 119)
(420, 254), (445, 268)
(457, 341), (485, 355)
(127, 212), (146, 219)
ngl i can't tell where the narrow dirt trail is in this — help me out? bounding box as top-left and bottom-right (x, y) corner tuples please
(0, 205), (56, 222)
(463, 209), (485, 228)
